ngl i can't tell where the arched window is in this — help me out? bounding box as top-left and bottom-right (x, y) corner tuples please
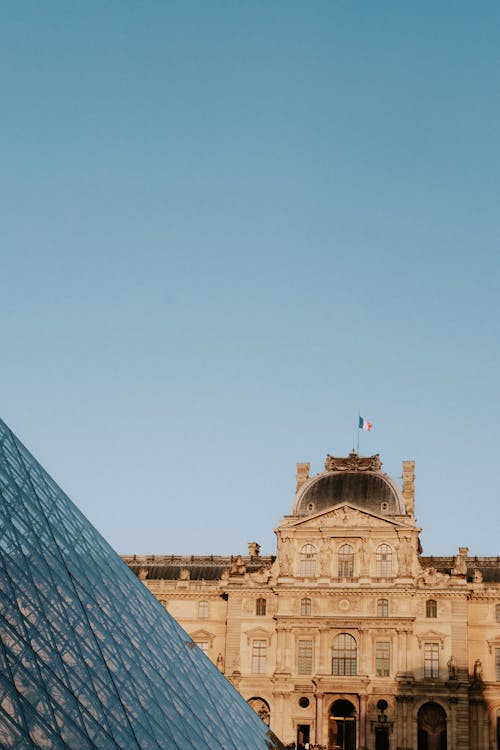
(376, 544), (393, 577)
(247, 697), (270, 726)
(198, 601), (208, 618)
(377, 598), (389, 617)
(338, 544), (354, 578)
(300, 597), (312, 616)
(256, 597), (266, 616)
(332, 633), (357, 676)
(426, 599), (437, 618)
(299, 544), (317, 577)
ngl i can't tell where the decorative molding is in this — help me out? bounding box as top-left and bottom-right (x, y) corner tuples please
(416, 630), (446, 649)
(325, 453), (382, 472)
(245, 627), (273, 646)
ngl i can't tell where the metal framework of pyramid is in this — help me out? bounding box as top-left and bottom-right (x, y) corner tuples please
(0, 418), (283, 750)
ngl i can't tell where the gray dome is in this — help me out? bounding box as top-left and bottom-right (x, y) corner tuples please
(293, 470), (405, 516)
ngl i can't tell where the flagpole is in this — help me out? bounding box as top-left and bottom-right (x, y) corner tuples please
(357, 411), (360, 454)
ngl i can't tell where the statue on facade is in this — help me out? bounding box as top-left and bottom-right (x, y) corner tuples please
(473, 659), (483, 681)
(447, 655), (457, 679)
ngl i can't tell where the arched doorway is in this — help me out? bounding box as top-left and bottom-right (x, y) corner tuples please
(247, 697), (270, 726)
(329, 699), (356, 750)
(417, 702), (447, 750)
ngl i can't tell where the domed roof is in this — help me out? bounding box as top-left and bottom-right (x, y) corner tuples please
(292, 453), (406, 517)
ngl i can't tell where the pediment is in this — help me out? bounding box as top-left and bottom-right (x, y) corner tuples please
(284, 503), (412, 531)
(416, 630), (447, 649)
(244, 627), (273, 645)
(189, 629), (216, 645)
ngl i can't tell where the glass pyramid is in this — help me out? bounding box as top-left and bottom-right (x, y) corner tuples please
(0, 418), (283, 750)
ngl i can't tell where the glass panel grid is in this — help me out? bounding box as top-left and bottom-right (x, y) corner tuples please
(0, 418), (283, 750)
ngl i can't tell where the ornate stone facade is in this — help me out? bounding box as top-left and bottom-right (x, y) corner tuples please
(123, 453), (500, 750)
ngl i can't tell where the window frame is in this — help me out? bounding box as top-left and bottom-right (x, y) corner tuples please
(338, 543), (354, 578)
(376, 544), (393, 577)
(198, 600), (209, 618)
(255, 597), (266, 616)
(375, 641), (391, 677)
(377, 598), (389, 617)
(252, 639), (267, 674)
(297, 639), (313, 675)
(300, 597), (312, 616)
(299, 544), (317, 577)
(426, 599), (437, 618)
(332, 633), (357, 676)
(424, 642), (439, 679)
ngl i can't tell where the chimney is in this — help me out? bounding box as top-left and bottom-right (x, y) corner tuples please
(296, 462), (310, 493)
(248, 542), (260, 558)
(402, 460), (415, 515)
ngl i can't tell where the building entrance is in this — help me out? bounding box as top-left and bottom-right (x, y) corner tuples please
(328, 699), (356, 750)
(417, 702), (447, 750)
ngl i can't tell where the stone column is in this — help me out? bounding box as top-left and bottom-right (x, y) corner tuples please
(358, 693), (367, 750)
(397, 628), (408, 672)
(448, 696), (458, 750)
(275, 626), (286, 672)
(314, 692), (324, 745)
(395, 694), (413, 750)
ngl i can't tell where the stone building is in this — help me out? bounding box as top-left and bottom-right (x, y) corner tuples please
(124, 452), (500, 750)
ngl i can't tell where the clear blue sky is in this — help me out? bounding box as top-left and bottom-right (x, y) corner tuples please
(1, 1), (499, 557)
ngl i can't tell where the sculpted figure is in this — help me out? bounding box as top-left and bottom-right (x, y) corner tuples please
(447, 655), (457, 679)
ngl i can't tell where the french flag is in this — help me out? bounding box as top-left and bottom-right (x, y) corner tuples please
(359, 416), (373, 432)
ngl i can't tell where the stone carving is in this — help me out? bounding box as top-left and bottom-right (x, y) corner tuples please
(138, 567), (148, 580)
(178, 568), (190, 580)
(452, 547), (468, 576)
(472, 568), (483, 583)
(417, 567), (448, 586)
(398, 537), (412, 575)
(325, 452), (382, 472)
(447, 655), (457, 679)
(216, 653), (224, 672)
(279, 537), (293, 576)
(473, 659), (482, 681)
(229, 556), (246, 576)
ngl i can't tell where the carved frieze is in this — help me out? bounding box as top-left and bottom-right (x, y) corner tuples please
(325, 452), (382, 472)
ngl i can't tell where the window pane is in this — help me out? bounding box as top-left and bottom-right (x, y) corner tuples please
(424, 643), (439, 678)
(377, 599), (388, 617)
(376, 545), (392, 577)
(300, 598), (311, 616)
(376, 642), (390, 676)
(256, 598), (266, 616)
(300, 545), (317, 577)
(332, 634), (357, 676)
(426, 599), (437, 618)
(252, 640), (267, 673)
(298, 640), (313, 675)
(338, 545), (354, 578)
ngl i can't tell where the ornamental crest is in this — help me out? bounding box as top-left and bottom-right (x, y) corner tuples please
(325, 452), (382, 472)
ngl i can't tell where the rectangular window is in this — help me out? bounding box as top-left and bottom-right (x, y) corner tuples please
(298, 640), (313, 675)
(252, 640), (267, 673)
(424, 642), (439, 678)
(195, 641), (208, 655)
(496, 648), (500, 681)
(376, 641), (390, 677)
(198, 601), (208, 618)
